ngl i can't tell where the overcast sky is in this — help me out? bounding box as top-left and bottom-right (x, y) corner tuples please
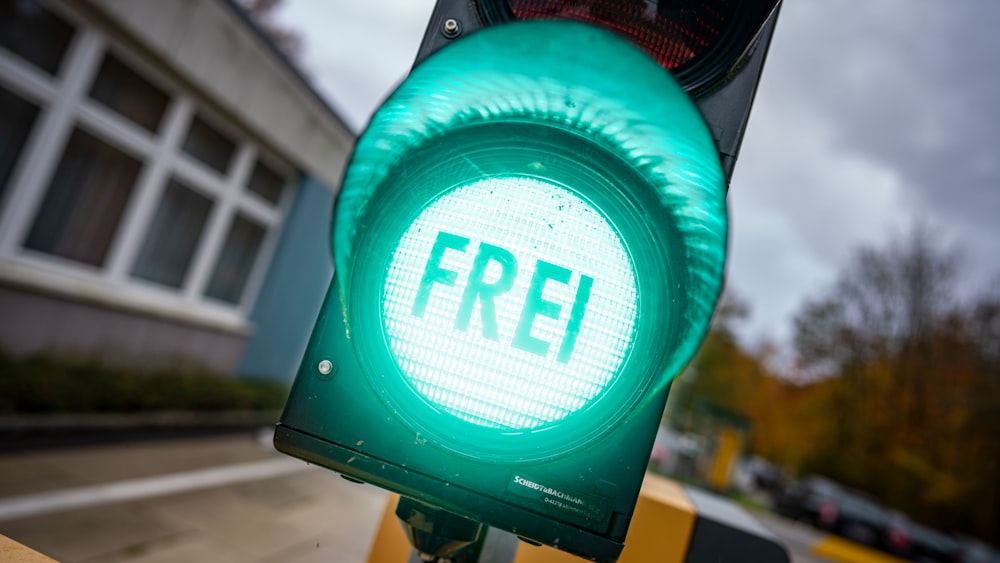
(275, 1), (1000, 350)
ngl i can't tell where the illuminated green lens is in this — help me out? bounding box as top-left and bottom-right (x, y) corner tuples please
(334, 20), (727, 458)
(383, 177), (636, 430)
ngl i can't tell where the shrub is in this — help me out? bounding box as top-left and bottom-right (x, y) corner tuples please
(0, 353), (288, 413)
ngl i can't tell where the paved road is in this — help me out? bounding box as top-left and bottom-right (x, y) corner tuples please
(755, 510), (835, 563)
(0, 429), (387, 562)
(0, 429), (874, 562)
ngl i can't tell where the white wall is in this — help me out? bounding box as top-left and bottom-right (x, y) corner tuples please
(80, 0), (353, 191)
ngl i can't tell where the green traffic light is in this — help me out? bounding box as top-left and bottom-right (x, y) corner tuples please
(385, 176), (635, 431)
(331, 19), (726, 460)
(275, 16), (747, 560)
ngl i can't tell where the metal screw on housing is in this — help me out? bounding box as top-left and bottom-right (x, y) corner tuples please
(317, 359), (334, 376)
(442, 18), (460, 38)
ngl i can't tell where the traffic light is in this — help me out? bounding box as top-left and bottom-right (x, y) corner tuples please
(274, 2), (780, 562)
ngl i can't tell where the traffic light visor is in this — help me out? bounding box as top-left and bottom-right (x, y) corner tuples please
(481, 0), (778, 94)
(333, 20), (726, 459)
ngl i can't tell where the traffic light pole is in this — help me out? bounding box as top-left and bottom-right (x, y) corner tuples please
(397, 497), (520, 563)
(396, 497), (484, 561)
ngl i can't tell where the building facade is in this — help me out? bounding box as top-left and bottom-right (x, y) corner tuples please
(0, 0), (352, 380)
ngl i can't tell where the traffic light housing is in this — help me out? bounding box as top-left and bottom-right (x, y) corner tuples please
(416, 0), (781, 183)
(275, 3), (779, 562)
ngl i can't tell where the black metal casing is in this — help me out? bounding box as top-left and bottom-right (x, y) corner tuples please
(415, 0), (781, 184)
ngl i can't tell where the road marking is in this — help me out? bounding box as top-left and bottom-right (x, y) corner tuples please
(0, 457), (311, 522)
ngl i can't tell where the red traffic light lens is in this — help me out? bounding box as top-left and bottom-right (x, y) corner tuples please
(504, 0), (732, 70)
(482, 0), (777, 94)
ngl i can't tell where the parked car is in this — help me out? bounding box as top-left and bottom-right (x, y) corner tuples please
(881, 511), (914, 558)
(774, 476), (909, 555)
(907, 521), (961, 563)
(829, 493), (898, 550)
(774, 475), (841, 523)
(647, 426), (702, 480)
(959, 539), (1000, 563)
(742, 456), (787, 495)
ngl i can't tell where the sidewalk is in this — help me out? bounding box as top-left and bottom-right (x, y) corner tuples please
(0, 429), (387, 562)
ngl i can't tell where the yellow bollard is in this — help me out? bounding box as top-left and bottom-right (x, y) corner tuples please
(0, 534), (57, 562)
(706, 427), (743, 491)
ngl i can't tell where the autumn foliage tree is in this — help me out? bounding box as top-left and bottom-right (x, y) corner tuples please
(790, 225), (999, 540)
(671, 225), (998, 541)
(236, 0), (303, 59)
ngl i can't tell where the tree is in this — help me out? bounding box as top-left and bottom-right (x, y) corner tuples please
(791, 224), (999, 540)
(795, 224), (956, 375)
(237, 0), (303, 60)
(664, 289), (753, 427)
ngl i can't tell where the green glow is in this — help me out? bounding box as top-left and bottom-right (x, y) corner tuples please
(383, 178), (636, 430)
(333, 20), (727, 456)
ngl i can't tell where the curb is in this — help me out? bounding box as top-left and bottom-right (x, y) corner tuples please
(0, 411), (281, 452)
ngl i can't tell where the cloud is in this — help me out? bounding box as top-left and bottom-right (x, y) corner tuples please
(275, 0), (437, 131)
(730, 85), (908, 346)
(727, 0), (1000, 346)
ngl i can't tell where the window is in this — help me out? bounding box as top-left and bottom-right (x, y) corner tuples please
(0, 9), (294, 323)
(246, 159), (285, 205)
(0, 0), (76, 75)
(204, 214), (266, 304)
(89, 51), (170, 133)
(0, 85), (39, 202)
(181, 113), (236, 173)
(130, 178), (213, 288)
(23, 127), (142, 267)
